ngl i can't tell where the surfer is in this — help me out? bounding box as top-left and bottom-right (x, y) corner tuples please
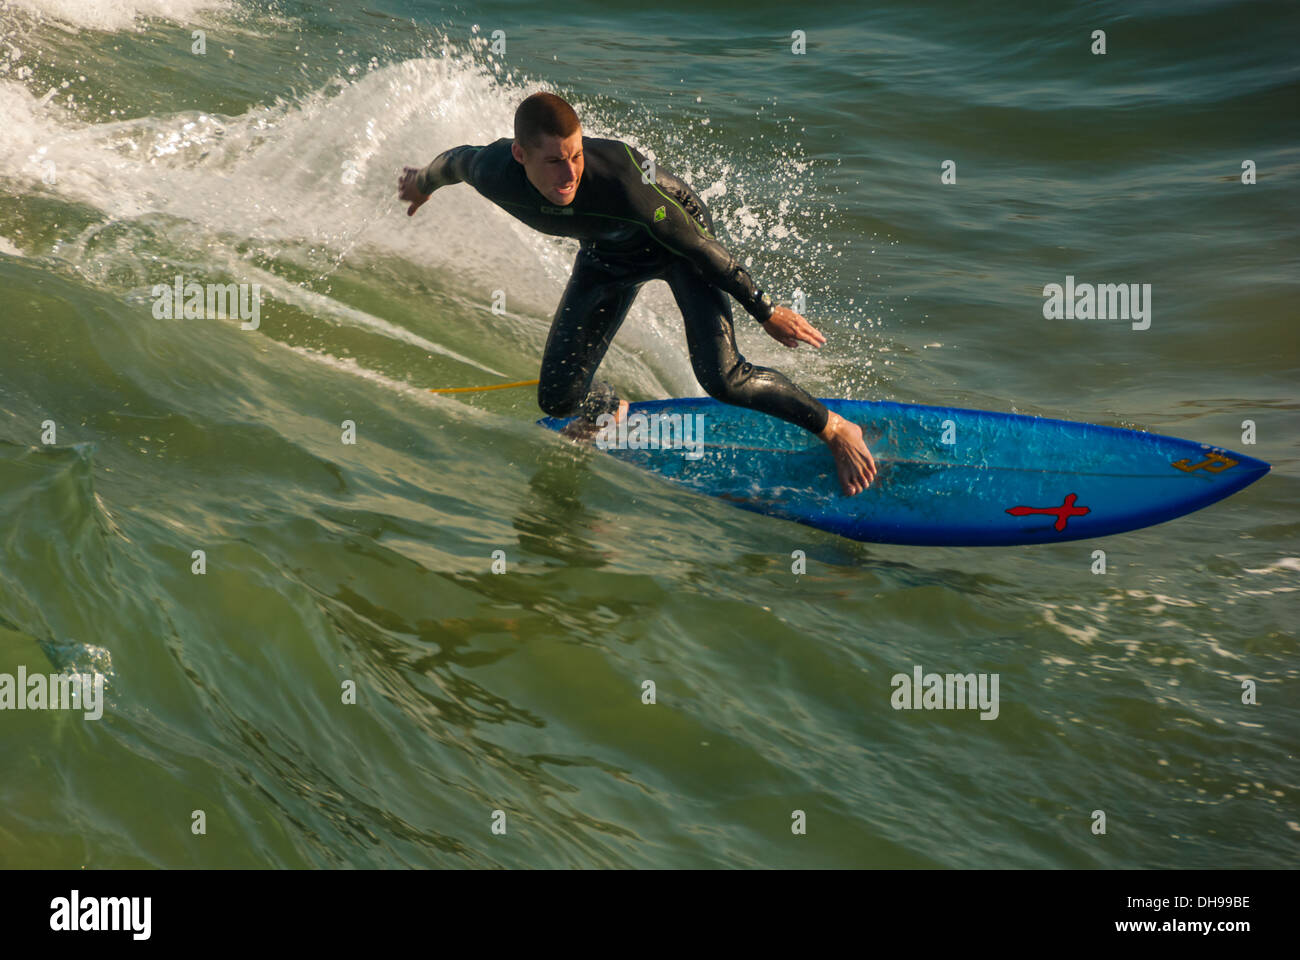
(398, 92), (877, 495)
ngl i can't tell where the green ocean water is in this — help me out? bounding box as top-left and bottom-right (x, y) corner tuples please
(0, 0), (1296, 868)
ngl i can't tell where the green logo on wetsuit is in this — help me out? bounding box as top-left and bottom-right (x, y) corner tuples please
(540, 205), (574, 215)
(654, 205), (666, 222)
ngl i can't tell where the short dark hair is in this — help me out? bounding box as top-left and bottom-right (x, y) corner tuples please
(514, 92), (581, 151)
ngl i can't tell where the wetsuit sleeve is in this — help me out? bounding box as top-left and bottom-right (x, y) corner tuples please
(620, 143), (776, 323)
(415, 145), (484, 194)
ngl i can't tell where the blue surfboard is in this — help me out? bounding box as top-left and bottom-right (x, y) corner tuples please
(538, 397), (1270, 546)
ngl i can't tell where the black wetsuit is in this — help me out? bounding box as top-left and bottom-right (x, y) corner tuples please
(417, 136), (829, 434)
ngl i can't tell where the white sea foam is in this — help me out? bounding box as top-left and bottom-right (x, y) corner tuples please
(3, 0), (228, 32)
(0, 44), (803, 397)
(1243, 557), (1300, 575)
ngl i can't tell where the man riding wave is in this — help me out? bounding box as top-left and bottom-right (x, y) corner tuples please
(398, 92), (876, 495)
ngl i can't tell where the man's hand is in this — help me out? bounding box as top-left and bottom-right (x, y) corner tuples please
(398, 166), (432, 217)
(762, 305), (826, 348)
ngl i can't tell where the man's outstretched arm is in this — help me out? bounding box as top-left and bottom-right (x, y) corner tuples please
(398, 145), (482, 216)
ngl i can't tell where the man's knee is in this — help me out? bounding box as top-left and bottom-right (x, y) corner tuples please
(538, 377), (619, 420)
(538, 378), (582, 418)
(694, 357), (759, 405)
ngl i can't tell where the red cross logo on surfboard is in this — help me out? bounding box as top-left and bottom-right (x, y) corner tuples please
(1005, 493), (1090, 532)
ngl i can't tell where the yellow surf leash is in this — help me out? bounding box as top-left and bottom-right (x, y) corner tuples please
(427, 378), (539, 394)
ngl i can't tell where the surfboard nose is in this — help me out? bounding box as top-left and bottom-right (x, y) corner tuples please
(1180, 447), (1271, 487)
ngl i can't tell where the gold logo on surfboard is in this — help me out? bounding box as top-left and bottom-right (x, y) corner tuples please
(1171, 452), (1239, 473)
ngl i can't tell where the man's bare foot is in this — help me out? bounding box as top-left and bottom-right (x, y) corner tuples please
(819, 411), (877, 496)
(560, 399), (629, 441)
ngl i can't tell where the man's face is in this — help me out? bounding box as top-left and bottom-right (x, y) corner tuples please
(512, 130), (584, 205)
